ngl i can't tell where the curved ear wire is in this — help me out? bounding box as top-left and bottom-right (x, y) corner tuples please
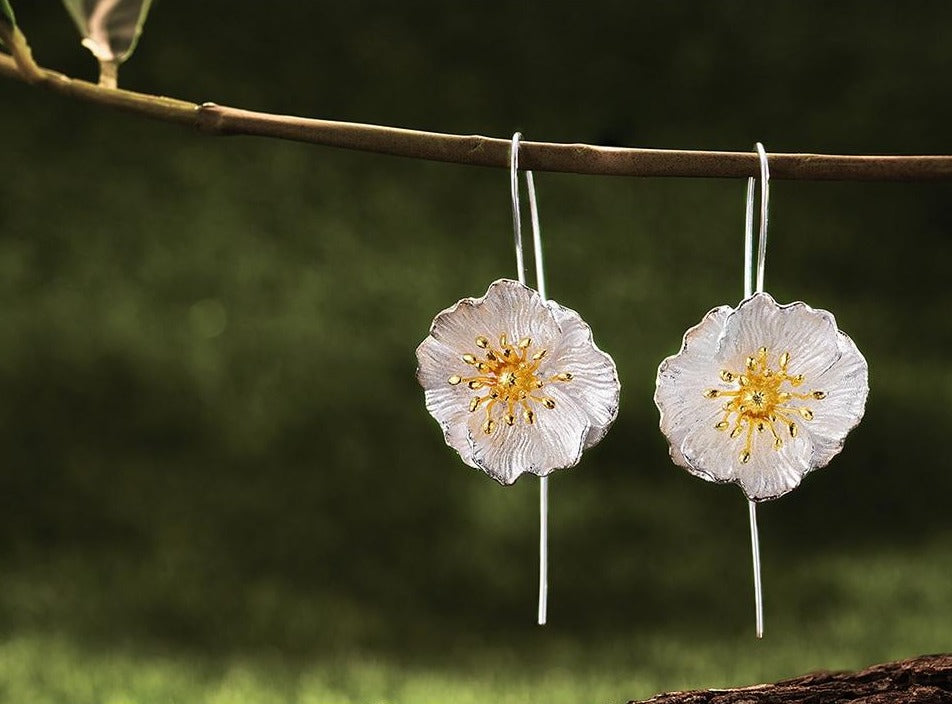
(745, 142), (771, 298)
(744, 141), (771, 639)
(510, 133), (527, 285)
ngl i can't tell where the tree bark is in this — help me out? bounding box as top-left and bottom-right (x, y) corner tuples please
(631, 654), (952, 703)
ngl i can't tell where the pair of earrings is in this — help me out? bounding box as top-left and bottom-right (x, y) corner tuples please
(415, 138), (869, 635)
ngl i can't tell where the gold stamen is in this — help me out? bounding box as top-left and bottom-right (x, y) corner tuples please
(740, 450), (751, 464)
(704, 348), (830, 462)
(454, 331), (561, 432)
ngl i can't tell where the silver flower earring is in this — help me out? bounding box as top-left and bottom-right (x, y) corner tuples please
(654, 143), (869, 637)
(416, 133), (621, 624)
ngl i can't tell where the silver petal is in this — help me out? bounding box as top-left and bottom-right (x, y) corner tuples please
(655, 305), (732, 470)
(545, 300), (620, 448)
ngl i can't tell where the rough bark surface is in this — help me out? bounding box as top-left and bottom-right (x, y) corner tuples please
(631, 654), (952, 704)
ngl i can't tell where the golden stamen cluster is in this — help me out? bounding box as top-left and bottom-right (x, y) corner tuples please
(448, 334), (573, 435)
(705, 347), (826, 463)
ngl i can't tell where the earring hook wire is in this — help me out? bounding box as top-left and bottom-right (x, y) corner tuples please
(744, 142), (770, 297)
(743, 141), (770, 639)
(510, 132), (550, 626)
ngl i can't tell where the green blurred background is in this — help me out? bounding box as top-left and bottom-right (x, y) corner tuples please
(1, 2), (950, 702)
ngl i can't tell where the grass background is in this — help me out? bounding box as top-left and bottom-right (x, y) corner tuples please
(1, 2), (950, 702)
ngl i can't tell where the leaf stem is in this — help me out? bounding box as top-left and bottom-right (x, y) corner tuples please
(98, 58), (118, 89)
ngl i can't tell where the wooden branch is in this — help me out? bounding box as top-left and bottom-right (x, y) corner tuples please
(632, 654), (952, 703)
(2, 41), (952, 181)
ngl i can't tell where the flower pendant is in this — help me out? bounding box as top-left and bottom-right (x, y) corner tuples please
(655, 292), (868, 501)
(417, 279), (620, 485)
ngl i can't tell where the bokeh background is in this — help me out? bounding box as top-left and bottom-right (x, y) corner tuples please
(1, 2), (950, 702)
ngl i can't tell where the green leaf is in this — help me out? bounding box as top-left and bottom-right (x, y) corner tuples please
(61, 0), (155, 64)
(0, 0), (15, 25)
(0, 0), (15, 40)
(0, 0), (14, 48)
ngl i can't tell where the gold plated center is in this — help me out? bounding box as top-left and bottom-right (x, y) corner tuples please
(704, 347), (826, 463)
(448, 334), (573, 435)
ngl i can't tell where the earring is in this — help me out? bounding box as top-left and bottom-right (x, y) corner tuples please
(416, 133), (621, 624)
(653, 143), (869, 637)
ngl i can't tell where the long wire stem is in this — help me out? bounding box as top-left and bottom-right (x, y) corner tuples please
(526, 170), (548, 625)
(512, 135), (549, 625)
(744, 142), (770, 638)
(748, 500), (764, 638)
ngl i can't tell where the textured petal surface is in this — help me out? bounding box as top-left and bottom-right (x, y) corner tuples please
(732, 426), (815, 500)
(679, 413), (815, 499)
(467, 400), (590, 485)
(428, 279), (560, 353)
(719, 293), (840, 378)
(806, 330), (869, 468)
(654, 306), (732, 470)
(416, 336), (478, 468)
(546, 301), (620, 448)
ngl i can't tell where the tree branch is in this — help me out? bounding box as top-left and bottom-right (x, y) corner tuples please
(631, 654), (952, 703)
(0, 22), (44, 83)
(1, 51), (951, 181)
